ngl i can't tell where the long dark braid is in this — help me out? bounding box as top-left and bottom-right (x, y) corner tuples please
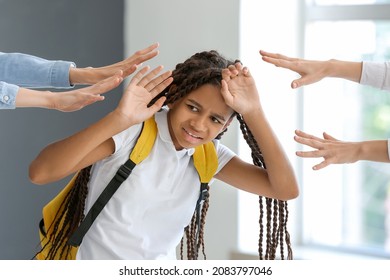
(165, 51), (293, 260)
(237, 113), (293, 260)
(35, 166), (91, 259)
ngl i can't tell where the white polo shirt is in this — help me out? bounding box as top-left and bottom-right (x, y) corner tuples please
(76, 108), (235, 260)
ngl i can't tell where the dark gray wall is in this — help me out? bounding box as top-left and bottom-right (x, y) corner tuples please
(0, 0), (124, 259)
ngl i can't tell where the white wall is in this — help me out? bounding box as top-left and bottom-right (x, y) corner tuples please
(124, 0), (241, 259)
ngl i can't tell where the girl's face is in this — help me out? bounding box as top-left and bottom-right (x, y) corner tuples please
(167, 84), (235, 150)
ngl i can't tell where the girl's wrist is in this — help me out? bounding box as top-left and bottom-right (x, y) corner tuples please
(110, 109), (138, 128)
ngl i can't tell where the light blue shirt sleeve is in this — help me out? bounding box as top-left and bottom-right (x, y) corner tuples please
(0, 52), (76, 109)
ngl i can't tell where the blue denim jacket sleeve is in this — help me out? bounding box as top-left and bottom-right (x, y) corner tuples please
(0, 81), (18, 109)
(0, 52), (76, 109)
(0, 52), (76, 88)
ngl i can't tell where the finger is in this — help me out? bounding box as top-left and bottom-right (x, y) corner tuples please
(312, 160), (330, 170)
(220, 80), (233, 105)
(242, 66), (250, 77)
(221, 68), (231, 81)
(295, 130), (324, 142)
(234, 62), (243, 72)
(291, 79), (300, 89)
(132, 49), (159, 66)
(292, 76), (314, 88)
(149, 76), (173, 98)
(114, 43), (159, 77)
(294, 135), (324, 150)
(137, 65), (164, 87)
(227, 65), (239, 76)
(296, 149), (324, 159)
(80, 95), (105, 107)
(144, 70), (172, 92)
(87, 74), (123, 95)
(122, 64), (138, 77)
(131, 42), (160, 64)
(148, 96), (166, 114)
(134, 42), (159, 56)
(129, 66), (150, 85)
(260, 50), (296, 62)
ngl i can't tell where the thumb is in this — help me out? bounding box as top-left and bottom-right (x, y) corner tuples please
(323, 132), (338, 141)
(291, 76), (311, 89)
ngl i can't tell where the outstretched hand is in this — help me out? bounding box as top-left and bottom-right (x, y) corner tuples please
(294, 130), (360, 170)
(220, 62), (260, 115)
(51, 72), (124, 112)
(70, 43), (160, 85)
(115, 65), (173, 125)
(260, 50), (329, 89)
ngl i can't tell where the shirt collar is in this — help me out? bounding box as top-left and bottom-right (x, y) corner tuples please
(155, 107), (195, 157)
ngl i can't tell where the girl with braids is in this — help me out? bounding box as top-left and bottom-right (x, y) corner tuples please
(29, 50), (299, 260)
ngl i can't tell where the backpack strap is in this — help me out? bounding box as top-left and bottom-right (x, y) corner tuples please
(192, 142), (218, 255)
(67, 117), (157, 246)
(193, 142), (218, 184)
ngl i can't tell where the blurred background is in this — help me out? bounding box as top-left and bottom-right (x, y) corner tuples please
(1, 0), (390, 260)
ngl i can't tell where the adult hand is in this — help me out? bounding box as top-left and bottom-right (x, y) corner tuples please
(51, 72), (124, 112)
(260, 50), (329, 89)
(294, 129), (360, 170)
(70, 43), (160, 85)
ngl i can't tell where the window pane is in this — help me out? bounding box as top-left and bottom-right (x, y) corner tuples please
(303, 20), (390, 256)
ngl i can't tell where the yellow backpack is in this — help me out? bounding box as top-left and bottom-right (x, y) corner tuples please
(36, 116), (218, 260)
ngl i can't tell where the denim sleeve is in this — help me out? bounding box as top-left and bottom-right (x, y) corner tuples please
(0, 52), (76, 88)
(0, 81), (18, 109)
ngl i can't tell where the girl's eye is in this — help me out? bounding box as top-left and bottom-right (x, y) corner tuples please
(211, 117), (222, 124)
(187, 105), (199, 112)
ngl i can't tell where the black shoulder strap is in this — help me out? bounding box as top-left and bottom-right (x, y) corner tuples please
(68, 117), (158, 247)
(67, 159), (136, 246)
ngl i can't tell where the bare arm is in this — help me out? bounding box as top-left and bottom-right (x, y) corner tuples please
(15, 74), (123, 111)
(216, 63), (299, 201)
(259, 50), (362, 89)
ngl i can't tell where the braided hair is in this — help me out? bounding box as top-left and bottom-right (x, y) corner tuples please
(162, 50), (293, 260)
(37, 50), (292, 260)
(34, 166), (91, 260)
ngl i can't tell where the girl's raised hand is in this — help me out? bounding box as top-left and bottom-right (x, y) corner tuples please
(115, 65), (172, 125)
(220, 62), (260, 115)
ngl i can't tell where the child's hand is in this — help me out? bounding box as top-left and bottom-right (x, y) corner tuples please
(115, 65), (172, 125)
(220, 63), (261, 116)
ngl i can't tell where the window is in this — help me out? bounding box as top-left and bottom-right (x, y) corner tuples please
(238, 0), (390, 259)
(302, 0), (390, 258)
